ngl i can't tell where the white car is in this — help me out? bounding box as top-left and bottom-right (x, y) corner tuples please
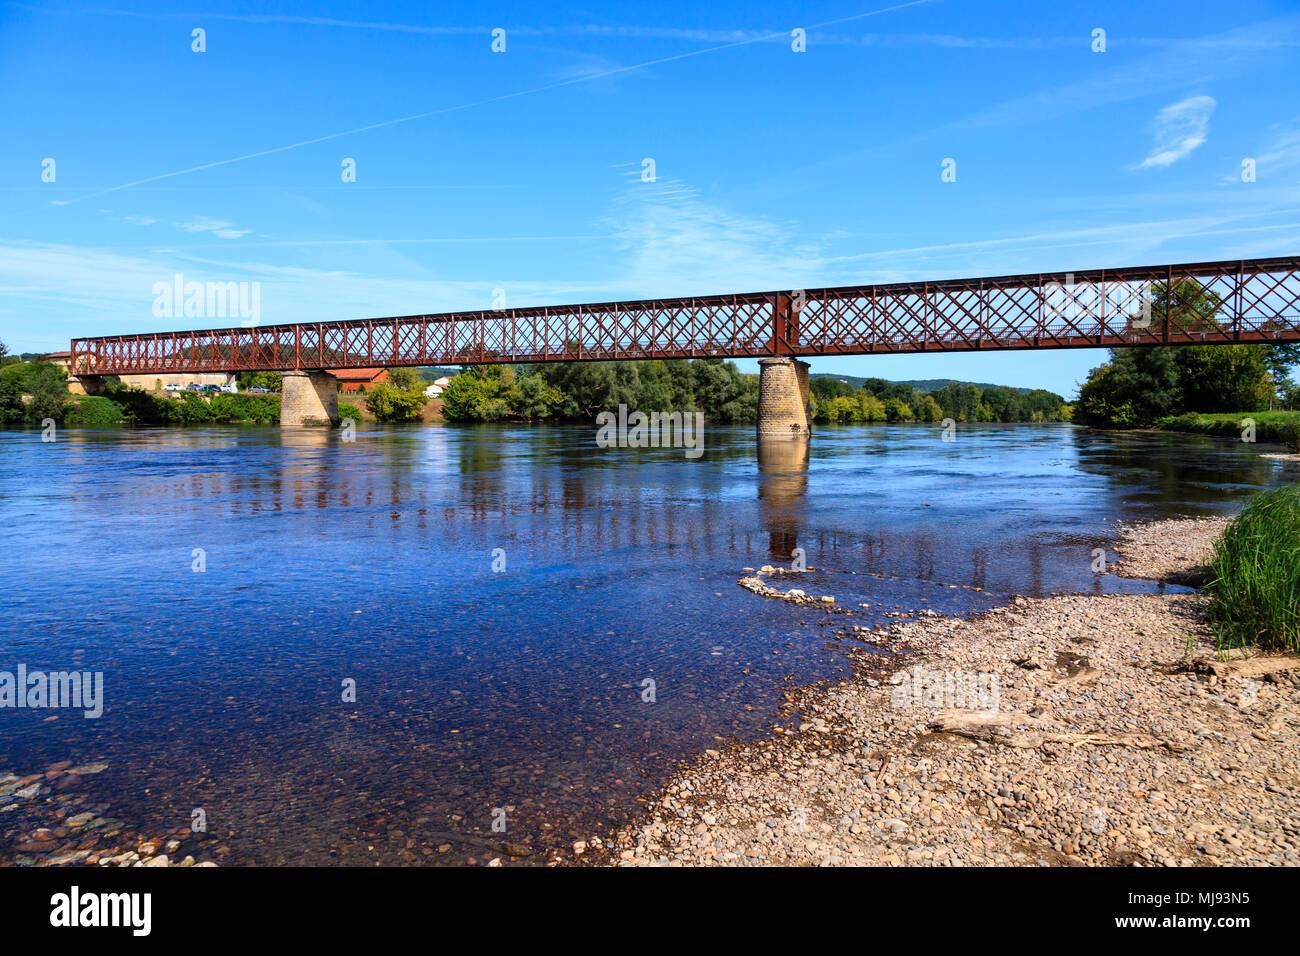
(163, 383), (184, 392)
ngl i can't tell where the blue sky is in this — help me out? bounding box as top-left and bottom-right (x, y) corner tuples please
(3, 0), (1299, 397)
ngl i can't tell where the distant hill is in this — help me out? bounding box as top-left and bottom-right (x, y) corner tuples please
(810, 373), (1039, 395)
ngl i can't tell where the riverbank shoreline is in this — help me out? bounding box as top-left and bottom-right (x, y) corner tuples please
(1152, 411), (1299, 451)
(598, 514), (1300, 867)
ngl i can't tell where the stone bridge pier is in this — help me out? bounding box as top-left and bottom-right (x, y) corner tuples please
(280, 370), (340, 427)
(756, 357), (812, 440)
(68, 376), (107, 396)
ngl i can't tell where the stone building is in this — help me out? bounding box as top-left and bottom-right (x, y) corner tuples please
(115, 372), (236, 391)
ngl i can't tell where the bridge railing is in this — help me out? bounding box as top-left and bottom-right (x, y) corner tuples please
(70, 256), (1300, 375)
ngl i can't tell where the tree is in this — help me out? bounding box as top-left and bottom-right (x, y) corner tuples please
(1074, 348), (1180, 427)
(515, 373), (564, 420)
(884, 397), (913, 422)
(932, 382), (984, 422)
(534, 360), (628, 419)
(386, 366), (424, 391)
(1262, 343), (1300, 410)
(364, 382), (428, 422)
(1024, 389), (1068, 421)
(236, 371), (283, 391)
(0, 376), (22, 425)
(23, 362), (69, 426)
(810, 377), (854, 401)
(1176, 345), (1272, 412)
(1140, 278), (1224, 335)
(886, 382), (917, 405)
(859, 392), (887, 422)
(982, 386), (1025, 422)
(916, 394), (944, 422)
(440, 366), (520, 422)
(691, 359), (756, 421)
(837, 396), (860, 422)
(0, 339), (22, 371)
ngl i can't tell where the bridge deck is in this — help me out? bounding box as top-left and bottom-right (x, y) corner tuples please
(71, 256), (1300, 375)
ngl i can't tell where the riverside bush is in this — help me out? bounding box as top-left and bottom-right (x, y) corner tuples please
(1155, 411), (1300, 447)
(365, 383), (427, 422)
(102, 385), (280, 424)
(64, 396), (127, 426)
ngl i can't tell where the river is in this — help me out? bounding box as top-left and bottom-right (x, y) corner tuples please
(1, 422), (1295, 864)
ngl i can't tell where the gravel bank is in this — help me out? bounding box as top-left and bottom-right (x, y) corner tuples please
(602, 517), (1300, 867)
(1112, 515), (1231, 583)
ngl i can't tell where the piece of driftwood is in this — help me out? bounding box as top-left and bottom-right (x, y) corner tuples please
(925, 710), (1190, 753)
(1055, 666), (1102, 686)
(1192, 654), (1300, 680)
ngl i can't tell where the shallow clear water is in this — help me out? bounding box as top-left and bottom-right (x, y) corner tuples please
(1, 422), (1295, 864)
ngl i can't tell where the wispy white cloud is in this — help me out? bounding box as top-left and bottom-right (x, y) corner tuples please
(1217, 120), (1300, 183)
(1137, 95), (1216, 169)
(1255, 121), (1300, 174)
(544, 51), (636, 84)
(603, 179), (829, 294)
(175, 216), (252, 239)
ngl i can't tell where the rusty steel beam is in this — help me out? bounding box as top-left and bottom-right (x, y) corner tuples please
(70, 256), (1300, 376)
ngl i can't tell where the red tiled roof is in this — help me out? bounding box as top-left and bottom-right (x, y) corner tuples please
(328, 367), (387, 382)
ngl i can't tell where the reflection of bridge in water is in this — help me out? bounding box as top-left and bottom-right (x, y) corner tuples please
(53, 426), (1281, 598)
(756, 435), (999, 592)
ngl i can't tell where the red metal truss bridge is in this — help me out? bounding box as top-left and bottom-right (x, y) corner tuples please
(71, 256), (1300, 376)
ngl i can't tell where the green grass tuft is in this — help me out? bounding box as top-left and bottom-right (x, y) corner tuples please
(1206, 485), (1300, 653)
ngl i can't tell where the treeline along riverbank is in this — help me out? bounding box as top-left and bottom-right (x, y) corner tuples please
(438, 358), (1071, 424)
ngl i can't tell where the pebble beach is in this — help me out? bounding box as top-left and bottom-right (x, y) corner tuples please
(599, 514), (1300, 867)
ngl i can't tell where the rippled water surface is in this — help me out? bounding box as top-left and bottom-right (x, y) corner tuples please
(1, 422), (1295, 864)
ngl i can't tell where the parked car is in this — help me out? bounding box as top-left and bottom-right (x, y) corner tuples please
(248, 386), (270, 393)
(186, 384), (203, 391)
(163, 383), (183, 392)
(203, 384), (221, 392)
